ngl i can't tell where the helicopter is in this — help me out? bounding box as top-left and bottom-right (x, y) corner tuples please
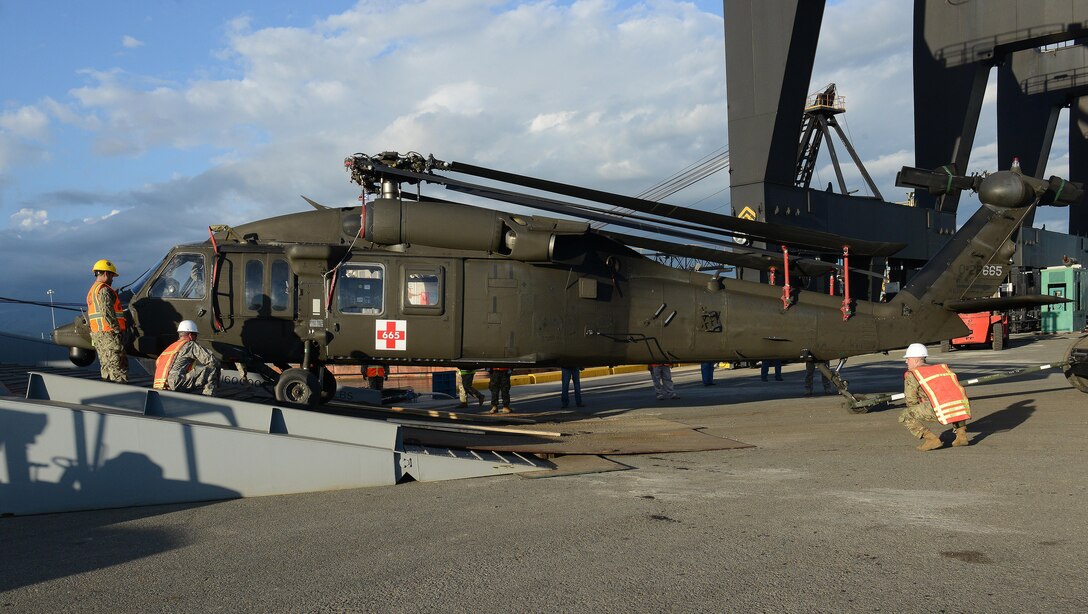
(52, 151), (1087, 407)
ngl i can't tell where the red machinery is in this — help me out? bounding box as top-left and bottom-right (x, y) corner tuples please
(942, 311), (1010, 351)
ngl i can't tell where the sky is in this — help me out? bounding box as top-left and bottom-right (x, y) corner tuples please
(0, 0), (1074, 337)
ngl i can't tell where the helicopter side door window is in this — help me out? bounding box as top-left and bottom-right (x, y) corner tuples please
(338, 264), (385, 315)
(148, 253), (206, 299)
(271, 258), (292, 313)
(244, 259), (265, 312)
(403, 267), (443, 313)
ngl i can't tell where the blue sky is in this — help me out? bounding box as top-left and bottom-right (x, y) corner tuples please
(0, 0), (1073, 337)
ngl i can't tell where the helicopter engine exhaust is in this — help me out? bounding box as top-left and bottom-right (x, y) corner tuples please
(362, 197), (589, 262)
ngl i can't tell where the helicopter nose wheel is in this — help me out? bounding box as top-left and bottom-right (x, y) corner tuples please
(275, 368), (320, 407)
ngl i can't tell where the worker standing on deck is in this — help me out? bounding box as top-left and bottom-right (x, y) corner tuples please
(649, 363), (679, 400)
(487, 367), (512, 414)
(86, 258), (128, 384)
(365, 365), (386, 390)
(560, 367), (585, 408)
(804, 361), (834, 396)
(900, 343), (971, 451)
(457, 368), (485, 408)
(153, 320), (221, 396)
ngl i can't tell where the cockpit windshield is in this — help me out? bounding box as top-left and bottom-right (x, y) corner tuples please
(124, 256), (168, 299)
(147, 253), (207, 299)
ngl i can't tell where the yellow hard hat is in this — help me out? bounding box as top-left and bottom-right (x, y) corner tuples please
(92, 259), (119, 275)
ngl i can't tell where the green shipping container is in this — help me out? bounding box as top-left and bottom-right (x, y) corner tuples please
(1040, 265), (1087, 333)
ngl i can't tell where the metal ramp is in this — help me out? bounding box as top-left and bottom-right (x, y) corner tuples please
(1, 372), (549, 516)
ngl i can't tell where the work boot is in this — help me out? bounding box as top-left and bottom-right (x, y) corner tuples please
(916, 428), (943, 452)
(804, 387), (813, 397)
(952, 424), (970, 447)
(498, 406), (513, 414)
(486, 405), (499, 414)
(458, 402), (468, 408)
(477, 395), (485, 407)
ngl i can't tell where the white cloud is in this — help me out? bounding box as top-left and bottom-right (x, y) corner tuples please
(0, 105), (50, 139)
(11, 208), (49, 230)
(82, 209), (122, 224)
(529, 111), (577, 133)
(121, 35), (144, 49)
(0, 106), (52, 175)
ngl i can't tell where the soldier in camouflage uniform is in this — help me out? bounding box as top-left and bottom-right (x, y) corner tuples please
(86, 259), (129, 384)
(899, 343), (969, 451)
(154, 320), (221, 396)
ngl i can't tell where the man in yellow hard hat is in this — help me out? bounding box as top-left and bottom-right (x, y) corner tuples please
(86, 258), (128, 383)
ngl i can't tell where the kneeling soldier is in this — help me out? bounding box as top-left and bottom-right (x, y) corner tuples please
(900, 343), (971, 451)
(153, 320), (221, 396)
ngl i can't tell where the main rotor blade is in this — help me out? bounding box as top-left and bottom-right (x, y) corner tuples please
(446, 161), (906, 257)
(403, 189), (883, 279)
(363, 160), (905, 256)
(445, 184), (742, 250)
(601, 232), (883, 279)
(600, 232), (832, 276)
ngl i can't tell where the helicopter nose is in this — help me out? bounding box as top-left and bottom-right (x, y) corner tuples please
(52, 320), (93, 350)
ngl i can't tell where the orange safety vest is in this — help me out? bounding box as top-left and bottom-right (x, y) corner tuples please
(153, 339), (191, 390)
(907, 364), (971, 425)
(366, 366), (386, 378)
(86, 281), (127, 333)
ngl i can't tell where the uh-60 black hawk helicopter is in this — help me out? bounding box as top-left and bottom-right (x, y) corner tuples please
(53, 151), (1088, 407)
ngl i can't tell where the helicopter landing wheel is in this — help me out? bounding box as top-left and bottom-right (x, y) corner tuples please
(275, 368), (320, 407)
(1064, 334), (1088, 394)
(318, 366), (337, 404)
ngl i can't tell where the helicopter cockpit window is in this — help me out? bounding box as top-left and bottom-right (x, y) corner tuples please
(148, 253), (206, 300)
(271, 259), (291, 312)
(404, 269), (442, 308)
(338, 264), (384, 315)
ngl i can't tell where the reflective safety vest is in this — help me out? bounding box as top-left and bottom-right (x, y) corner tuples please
(154, 339), (191, 390)
(366, 366), (386, 378)
(86, 281), (127, 333)
(907, 364), (971, 425)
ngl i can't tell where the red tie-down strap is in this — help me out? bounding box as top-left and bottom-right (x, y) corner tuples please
(840, 246), (852, 321)
(780, 246), (792, 310)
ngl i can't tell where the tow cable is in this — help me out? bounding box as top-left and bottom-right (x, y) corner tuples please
(846, 360), (1073, 413)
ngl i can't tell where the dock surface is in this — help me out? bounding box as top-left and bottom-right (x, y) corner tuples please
(2, 333), (1086, 612)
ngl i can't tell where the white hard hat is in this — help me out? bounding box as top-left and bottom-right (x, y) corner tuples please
(904, 343), (928, 358)
(177, 320), (199, 334)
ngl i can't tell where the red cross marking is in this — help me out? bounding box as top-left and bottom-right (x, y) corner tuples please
(376, 320), (405, 349)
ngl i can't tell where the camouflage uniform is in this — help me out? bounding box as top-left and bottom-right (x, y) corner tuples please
(167, 341), (221, 396)
(804, 361), (833, 394)
(457, 368), (485, 406)
(898, 371), (940, 437)
(90, 284), (128, 384)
